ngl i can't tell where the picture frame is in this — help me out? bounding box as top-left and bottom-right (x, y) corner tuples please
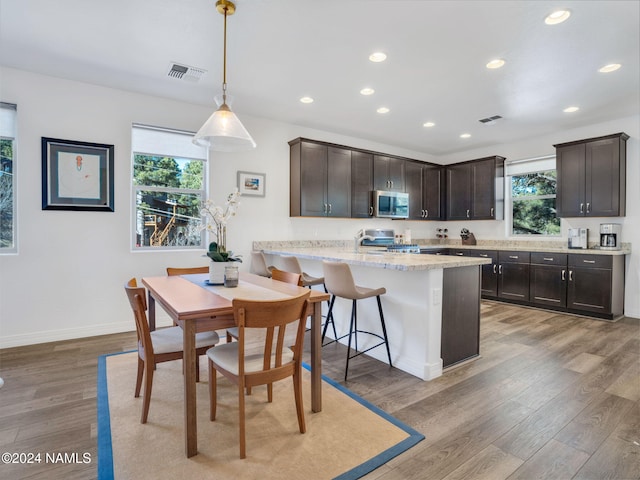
(237, 171), (265, 197)
(41, 137), (114, 211)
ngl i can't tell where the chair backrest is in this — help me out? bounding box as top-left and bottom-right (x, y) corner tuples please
(166, 266), (209, 276)
(270, 268), (303, 286)
(322, 261), (360, 299)
(250, 251), (272, 277)
(124, 278), (154, 358)
(279, 255), (303, 275)
(233, 291), (310, 374)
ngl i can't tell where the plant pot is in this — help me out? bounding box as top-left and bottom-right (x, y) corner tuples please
(209, 261), (233, 285)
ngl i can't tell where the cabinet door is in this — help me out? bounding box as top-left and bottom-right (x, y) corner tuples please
(300, 142), (327, 216)
(388, 157), (405, 191)
(327, 147), (351, 217)
(499, 263), (530, 302)
(405, 161), (424, 220)
(567, 267), (612, 314)
(351, 151), (373, 217)
(471, 158), (496, 219)
(556, 143), (586, 217)
(373, 155), (405, 191)
(477, 251), (498, 297)
(586, 138), (621, 216)
(446, 163), (471, 220)
(530, 265), (567, 308)
(423, 164), (444, 220)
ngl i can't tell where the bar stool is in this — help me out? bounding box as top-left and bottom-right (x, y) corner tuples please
(250, 251), (274, 278)
(322, 261), (392, 381)
(279, 255), (337, 340)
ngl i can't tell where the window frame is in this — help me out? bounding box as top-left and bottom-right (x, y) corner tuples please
(506, 155), (560, 238)
(131, 125), (208, 251)
(0, 102), (17, 254)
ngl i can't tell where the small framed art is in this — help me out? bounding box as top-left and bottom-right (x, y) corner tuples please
(237, 171), (265, 197)
(42, 137), (114, 211)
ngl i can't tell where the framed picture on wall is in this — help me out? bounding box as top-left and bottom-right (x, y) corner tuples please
(237, 171), (265, 197)
(41, 137), (115, 211)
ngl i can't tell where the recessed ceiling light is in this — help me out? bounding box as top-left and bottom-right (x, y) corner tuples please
(563, 106), (580, 113)
(369, 52), (387, 63)
(299, 96), (314, 104)
(360, 87), (375, 95)
(423, 122), (435, 128)
(545, 10), (571, 25)
(460, 133), (471, 139)
(599, 63), (622, 73)
(486, 59), (505, 69)
(377, 107), (390, 114)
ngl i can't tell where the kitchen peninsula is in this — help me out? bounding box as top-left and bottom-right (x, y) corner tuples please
(254, 241), (492, 381)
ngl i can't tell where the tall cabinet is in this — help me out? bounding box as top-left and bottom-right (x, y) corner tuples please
(555, 132), (628, 217)
(406, 161), (444, 220)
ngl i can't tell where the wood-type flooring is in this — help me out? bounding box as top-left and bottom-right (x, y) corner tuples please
(0, 301), (638, 479)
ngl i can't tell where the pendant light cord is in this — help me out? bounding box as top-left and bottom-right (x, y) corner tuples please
(222, 5), (228, 100)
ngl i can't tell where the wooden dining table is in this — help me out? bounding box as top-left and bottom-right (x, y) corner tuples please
(141, 272), (330, 458)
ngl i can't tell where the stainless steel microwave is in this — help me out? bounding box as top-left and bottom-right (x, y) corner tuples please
(372, 190), (409, 218)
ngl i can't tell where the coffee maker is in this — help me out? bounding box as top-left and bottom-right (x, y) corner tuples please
(599, 223), (621, 250)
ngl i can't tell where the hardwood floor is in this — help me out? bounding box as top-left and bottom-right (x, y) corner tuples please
(0, 301), (638, 479)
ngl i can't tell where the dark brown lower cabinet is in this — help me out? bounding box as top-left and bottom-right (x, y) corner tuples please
(529, 253), (568, 309)
(441, 265), (481, 368)
(498, 251), (530, 302)
(477, 251), (498, 297)
(567, 254), (624, 319)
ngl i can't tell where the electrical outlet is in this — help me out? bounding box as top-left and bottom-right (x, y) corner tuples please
(432, 288), (442, 305)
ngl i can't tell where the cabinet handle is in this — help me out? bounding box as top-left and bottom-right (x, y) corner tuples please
(490, 207), (494, 217)
(390, 180), (394, 188)
(562, 270), (566, 281)
(569, 270), (573, 281)
(479, 254), (488, 257)
(456, 252), (464, 256)
(328, 204), (332, 214)
(508, 255), (519, 259)
(498, 265), (503, 274)
(543, 257), (554, 261)
(580, 203), (584, 214)
(586, 202), (590, 213)
(425, 209), (428, 218)
(582, 259), (596, 264)
(493, 264), (497, 274)
(466, 209), (470, 218)
(323, 203), (327, 213)
(369, 206), (374, 216)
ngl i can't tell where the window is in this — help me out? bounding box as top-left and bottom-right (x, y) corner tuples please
(0, 102), (17, 252)
(131, 124), (207, 249)
(507, 156), (560, 236)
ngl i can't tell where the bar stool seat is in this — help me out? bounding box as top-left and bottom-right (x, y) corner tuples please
(322, 261), (392, 381)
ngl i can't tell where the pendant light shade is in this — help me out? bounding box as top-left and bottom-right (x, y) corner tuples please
(193, 0), (256, 151)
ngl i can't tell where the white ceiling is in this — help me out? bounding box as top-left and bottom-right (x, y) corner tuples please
(1, 0), (638, 156)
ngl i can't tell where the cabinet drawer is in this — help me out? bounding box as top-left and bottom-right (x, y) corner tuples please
(498, 251), (530, 264)
(530, 252), (567, 266)
(569, 254), (612, 269)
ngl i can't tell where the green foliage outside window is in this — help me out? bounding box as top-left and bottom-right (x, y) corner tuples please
(511, 170), (560, 236)
(0, 138), (13, 249)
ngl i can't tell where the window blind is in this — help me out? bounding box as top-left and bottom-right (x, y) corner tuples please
(131, 123), (206, 161)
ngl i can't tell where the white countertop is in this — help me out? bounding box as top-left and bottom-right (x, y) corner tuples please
(261, 247), (491, 271)
(419, 244), (630, 256)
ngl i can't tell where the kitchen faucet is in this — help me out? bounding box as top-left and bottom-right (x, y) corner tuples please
(354, 229), (375, 253)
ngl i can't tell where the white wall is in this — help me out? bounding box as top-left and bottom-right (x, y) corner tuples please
(0, 67), (637, 348)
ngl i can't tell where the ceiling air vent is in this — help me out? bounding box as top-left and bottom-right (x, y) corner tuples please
(166, 62), (207, 82)
(479, 115), (503, 125)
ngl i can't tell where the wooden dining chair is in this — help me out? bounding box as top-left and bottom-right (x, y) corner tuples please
(166, 266), (209, 276)
(124, 278), (220, 423)
(206, 290), (311, 459)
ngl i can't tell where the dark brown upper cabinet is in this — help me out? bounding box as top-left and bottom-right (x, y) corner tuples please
(289, 138), (351, 217)
(446, 156), (505, 220)
(373, 155), (405, 191)
(406, 161), (444, 220)
(351, 151), (374, 218)
(555, 132), (628, 217)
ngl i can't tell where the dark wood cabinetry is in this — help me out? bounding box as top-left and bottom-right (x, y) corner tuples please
(446, 156), (504, 220)
(373, 155), (405, 191)
(351, 151), (374, 218)
(555, 132), (628, 217)
(529, 253), (567, 309)
(567, 254), (624, 319)
(289, 139), (351, 217)
(406, 161), (444, 220)
(498, 251), (530, 302)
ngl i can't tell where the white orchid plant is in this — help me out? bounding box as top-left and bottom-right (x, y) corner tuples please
(200, 189), (242, 262)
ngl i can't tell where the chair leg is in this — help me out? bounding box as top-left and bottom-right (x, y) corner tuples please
(195, 355), (200, 383)
(293, 365), (306, 433)
(239, 378), (246, 459)
(135, 357), (144, 398)
(141, 361), (154, 424)
(322, 295), (336, 343)
(377, 295), (393, 367)
(345, 300), (357, 381)
(267, 382), (273, 403)
(208, 358), (217, 421)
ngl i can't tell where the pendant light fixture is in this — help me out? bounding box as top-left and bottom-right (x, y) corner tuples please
(193, 0), (256, 151)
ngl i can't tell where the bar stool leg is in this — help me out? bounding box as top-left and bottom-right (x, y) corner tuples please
(345, 300), (357, 381)
(322, 295), (336, 343)
(376, 295), (392, 367)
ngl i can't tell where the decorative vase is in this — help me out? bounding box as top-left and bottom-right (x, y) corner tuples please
(209, 261), (233, 285)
